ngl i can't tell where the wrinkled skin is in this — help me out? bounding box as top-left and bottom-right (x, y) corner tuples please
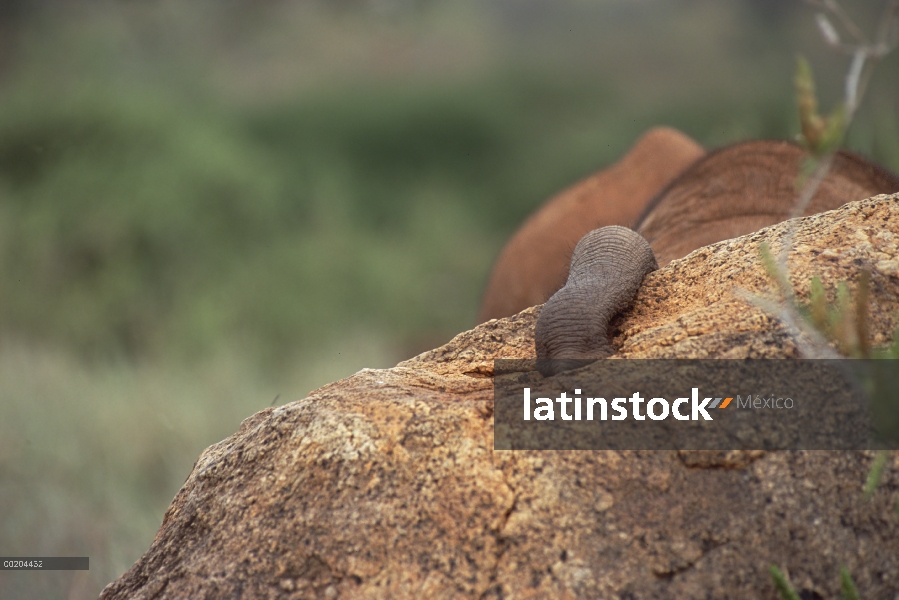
(478, 126), (705, 322)
(535, 226), (657, 376)
(512, 135), (899, 374)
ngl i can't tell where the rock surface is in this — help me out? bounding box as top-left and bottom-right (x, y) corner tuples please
(101, 194), (899, 600)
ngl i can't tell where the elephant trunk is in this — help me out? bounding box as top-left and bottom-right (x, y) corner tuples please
(535, 226), (658, 376)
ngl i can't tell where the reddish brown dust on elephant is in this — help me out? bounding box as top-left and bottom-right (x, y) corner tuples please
(480, 130), (899, 325)
(478, 126), (705, 322)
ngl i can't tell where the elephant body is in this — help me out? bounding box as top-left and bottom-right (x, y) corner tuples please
(635, 139), (899, 266)
(477, 126), (705, 323)
(479, 128), (899, 370)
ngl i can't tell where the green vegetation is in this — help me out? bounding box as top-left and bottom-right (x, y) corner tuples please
(763, 4), (899, 594)
(1, 3), (896, 371)
(771, 564), (860, 600)
(771, 565), (803, 600)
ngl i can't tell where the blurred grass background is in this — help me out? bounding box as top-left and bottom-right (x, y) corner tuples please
(0, 0), (897, 597)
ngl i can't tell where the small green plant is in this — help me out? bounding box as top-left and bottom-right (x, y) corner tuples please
(771, 564), (860, 600)
(759, 246), (899, 361)
(759, 241), (899, 499)
(795, 55), (846, 157)
(863, 451), (890, 498)
(770, 565), (802, 600)
(761, 3), (899, 597)
(840, 566), (862, 600)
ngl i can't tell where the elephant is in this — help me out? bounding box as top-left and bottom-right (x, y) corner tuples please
(634, 139), (899, 266)
(477, 126), (706, 323)
(481, 131), (899, 376)
(534, 225), (657, 376)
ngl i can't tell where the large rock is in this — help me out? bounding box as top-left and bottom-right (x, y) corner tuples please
(101, 194), (899, 599)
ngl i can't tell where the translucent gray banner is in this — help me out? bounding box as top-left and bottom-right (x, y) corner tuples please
(493, 359), (899, 450)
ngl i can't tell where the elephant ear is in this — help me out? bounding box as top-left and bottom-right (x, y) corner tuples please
(535, 226), (657, 377)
